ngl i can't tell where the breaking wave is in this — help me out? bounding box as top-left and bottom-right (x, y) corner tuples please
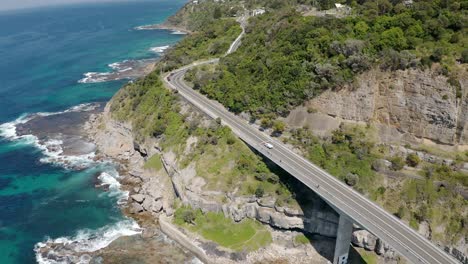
(149, 45), (169, 53)
(35, 219), (141, 264)
(0, 103), (99, 169)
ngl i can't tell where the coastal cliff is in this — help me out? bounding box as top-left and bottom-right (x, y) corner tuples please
(286, 67), (468, 148)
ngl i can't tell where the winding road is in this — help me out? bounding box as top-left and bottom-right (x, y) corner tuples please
(163, 16), (460, 264)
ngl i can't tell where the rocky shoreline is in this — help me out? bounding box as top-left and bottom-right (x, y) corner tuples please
(135, 23), (191, 35)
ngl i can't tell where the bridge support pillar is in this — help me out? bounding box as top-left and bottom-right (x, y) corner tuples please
(333, 215), (353, 264)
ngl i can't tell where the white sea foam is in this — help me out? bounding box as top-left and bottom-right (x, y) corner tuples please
(150, 45), (170, 53)
(97, 169), (129, 204)
(35, 219), (141, 264)
(171, 30), (187, 35)
(0, 103), (99, 169)
(0, 103), (96, 141)
(108, 60), (132, 72)
(78, 72), (112, 84)
(0, 114), (34, 140)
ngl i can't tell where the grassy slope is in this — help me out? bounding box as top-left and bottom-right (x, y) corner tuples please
(174, 207), (272, 252)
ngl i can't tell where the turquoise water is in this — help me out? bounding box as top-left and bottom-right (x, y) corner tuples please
(0, 1), (185, 263)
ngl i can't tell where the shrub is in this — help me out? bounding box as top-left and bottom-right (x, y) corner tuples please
(390, 156), (405, 171)
(409, 217), (419, 230)
(406, 153), (421, 167)
(273, 120), (286, 134)
(182, 210), (196, 224)
(461, 49), (468, 63)
(430, 48), (444, 62)
(255, 186), (265, 198)
(345, 173), (359, 186)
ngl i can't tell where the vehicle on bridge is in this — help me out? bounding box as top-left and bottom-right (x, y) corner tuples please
(264, 142), (273, 149)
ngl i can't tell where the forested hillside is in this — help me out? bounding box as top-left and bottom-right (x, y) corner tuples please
(188, 0), (466, 119)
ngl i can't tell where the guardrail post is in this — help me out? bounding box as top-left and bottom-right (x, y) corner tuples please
(333, 215), (353, 264)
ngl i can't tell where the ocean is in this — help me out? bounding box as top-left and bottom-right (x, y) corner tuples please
(0, 1), (186, 263)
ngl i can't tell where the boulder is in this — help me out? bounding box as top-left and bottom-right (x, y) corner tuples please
(257, 207), (272, 223)
(375, 239), (387, 255)
(372, 159), (391, 172)
(129, 202), (144, 214)
(284, 207), (304, 217)
(257, 197), (276, 208)
(131, 194), (145, 203)
(141, 198), (154, 211)
(270, 213), (304, 229)
(245, 204), (257, 219)
(352, 230), (377, 251)
(151, 200), (163, 213)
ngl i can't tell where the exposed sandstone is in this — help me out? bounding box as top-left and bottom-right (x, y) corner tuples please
(286, 68), (468, 148)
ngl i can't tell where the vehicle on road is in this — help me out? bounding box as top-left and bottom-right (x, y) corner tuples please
(264, 142), (273, 149)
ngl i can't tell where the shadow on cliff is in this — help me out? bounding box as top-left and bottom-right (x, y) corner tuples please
(249, 145), (348, 263)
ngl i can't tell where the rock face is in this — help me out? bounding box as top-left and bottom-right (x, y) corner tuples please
(352, 230), (395, 258)
(286, 68), (468, 147)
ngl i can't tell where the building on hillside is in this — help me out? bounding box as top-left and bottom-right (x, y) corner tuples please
(334, 3), (351, 12)
(403, 0), (414, 6)
(252, 8), (266, 16)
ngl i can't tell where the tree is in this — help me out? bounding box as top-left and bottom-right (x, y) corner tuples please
(213, 7), (222, 19)
(273, 120), (286, 134)
(380, 27), (408, 51)
(430, 48), (445, 62)
(354, 21), (369, 37)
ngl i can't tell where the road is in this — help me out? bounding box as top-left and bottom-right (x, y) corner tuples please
(163, 19), (460, 264)
(226, 15), (247, 55)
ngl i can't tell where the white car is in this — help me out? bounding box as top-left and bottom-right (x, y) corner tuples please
(264, 142), (273, 149)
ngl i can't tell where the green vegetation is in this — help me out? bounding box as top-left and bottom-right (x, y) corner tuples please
(159, 19), (241, 71)
(181, 120), (296, 204)
(353, 247), (379, 264)
(288, 124), (467, 244)
(294, 234), (311, 245)
(406, 153), (421, 167)
(188, 0), (466, 119)
(287, 125), (382, 194)
(174, 206), (272, 252)
(166, 0), (245, 31)
(144, 154), (163, 171)
(110, 72), (188, 147)
(390, 156), (405, 171)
